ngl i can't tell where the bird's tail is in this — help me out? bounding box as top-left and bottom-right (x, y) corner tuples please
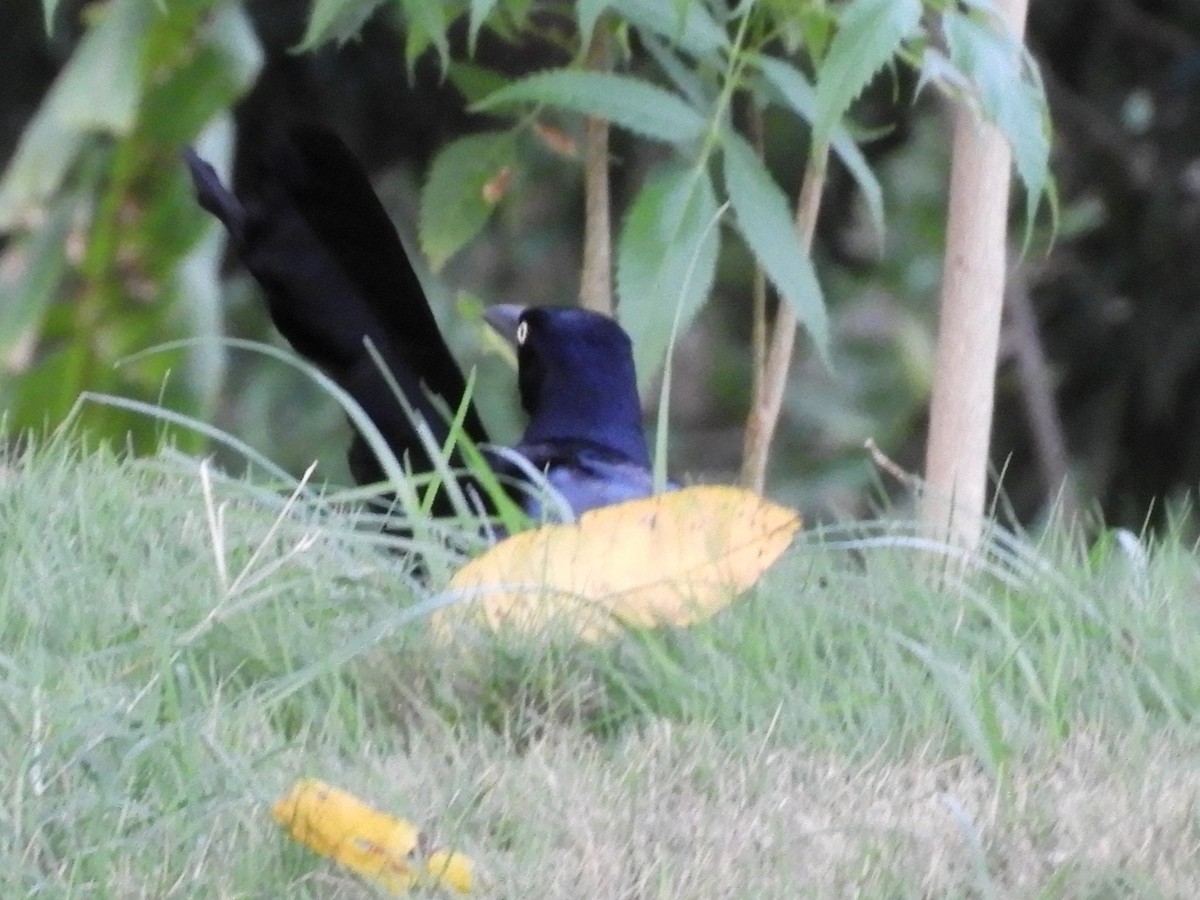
(183, 127), (496, 514)
(182, 148), (246, 247)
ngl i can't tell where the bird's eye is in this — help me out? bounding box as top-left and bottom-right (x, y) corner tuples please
(516, 320), (528, 346)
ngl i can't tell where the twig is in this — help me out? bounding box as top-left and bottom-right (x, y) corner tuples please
(865, 437), (923, 493)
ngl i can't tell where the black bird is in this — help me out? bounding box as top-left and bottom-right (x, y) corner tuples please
(183, 126), (660, 520)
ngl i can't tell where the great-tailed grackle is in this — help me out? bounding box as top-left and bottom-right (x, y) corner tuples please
(183, 126), (661, 520)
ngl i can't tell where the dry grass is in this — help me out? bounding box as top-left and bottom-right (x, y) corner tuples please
(268, 722), (1197, 898)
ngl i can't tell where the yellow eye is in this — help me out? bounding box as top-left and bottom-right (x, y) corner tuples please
(516, 320), (528, 346)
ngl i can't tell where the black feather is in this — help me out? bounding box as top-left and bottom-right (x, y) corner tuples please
(184, 126), (666, 522)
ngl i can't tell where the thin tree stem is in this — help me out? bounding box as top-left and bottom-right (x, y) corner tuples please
(580, 23), (612, 316)
(748, 105), (767, 417)
(741, 143), (828, 492)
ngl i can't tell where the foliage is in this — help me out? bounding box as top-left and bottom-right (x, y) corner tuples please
(1, 0), (1050, 470)
(0, 0), (261, 450)
(380, 0), (1051, 390)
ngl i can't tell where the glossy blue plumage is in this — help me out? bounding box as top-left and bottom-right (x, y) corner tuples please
(185, 127), (669, 525)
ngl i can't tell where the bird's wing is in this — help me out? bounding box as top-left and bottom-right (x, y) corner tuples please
(507, 439), (667, 520)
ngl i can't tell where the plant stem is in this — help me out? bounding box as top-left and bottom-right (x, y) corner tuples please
(747, 104), (767, 420)
(580, 22), (612, 316)
(740, 141), (828, 493)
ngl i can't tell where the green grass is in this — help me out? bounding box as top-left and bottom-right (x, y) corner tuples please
(3, 436), (1200, 897)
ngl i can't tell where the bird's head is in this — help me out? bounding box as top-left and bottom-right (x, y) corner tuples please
(484, 305), (649, 467)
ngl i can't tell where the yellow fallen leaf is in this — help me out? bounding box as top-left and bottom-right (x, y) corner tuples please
(434, 485), (800, 641)
(273, 779), (472, 894)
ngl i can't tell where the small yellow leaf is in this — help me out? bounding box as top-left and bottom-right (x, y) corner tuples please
(273, 779), (472, 894)
(434, 485), (799, 641)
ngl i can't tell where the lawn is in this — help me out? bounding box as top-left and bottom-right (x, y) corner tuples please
(3, 437), (1199, 897)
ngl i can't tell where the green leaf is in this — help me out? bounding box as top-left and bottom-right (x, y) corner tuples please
(640, 31), (711, 111)
(944, 9), (1051, 222)
(616, 164), (720, 389)
(53, 0), (150, 131)
(138, 5), (263, 145)
(5, 344), (87, 429)
(42, 0), (64, 34)
(609, 0), (728, 57)
(419, 131), (518, 272)
(813, 0), (922, 146)
(0, 118), (83, 232)
(468, 0), (503, 51)
(208, 2), (264, 91)
(474, 71), (706, 144)
(447, 62), (512, 106)
(755, 55), (884, 243)
(0, 196), (74, 360)
(0, 0), (153, 229)
(722, 131), (829, 363)
(799, 3), (835, 61)
(398, 0), (451, 72)
(297, 0), (385, 50)
(577, 0), (609, 48)
(576, 0), (729, 56)
(915, 46), (973, 98)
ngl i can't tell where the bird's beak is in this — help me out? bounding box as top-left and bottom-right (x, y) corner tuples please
(482, 304), (526, 349)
